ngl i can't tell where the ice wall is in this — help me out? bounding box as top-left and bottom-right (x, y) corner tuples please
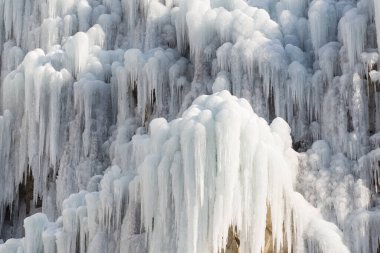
(0, 0), (378, 252)
(0, 92), (351, 253)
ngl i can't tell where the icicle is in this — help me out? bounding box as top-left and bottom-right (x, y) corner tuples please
(338, 8), (367, 68)
(374, 0), (380, 51)
(288, 61), (308, 107)
(64, 32), (89, 76)
(24, 213), (48, 253)
(78, 0), (92, 32)
(308, 0), (337, 54)
(318, 42), (341, 81)
(0, 239), (23, 253)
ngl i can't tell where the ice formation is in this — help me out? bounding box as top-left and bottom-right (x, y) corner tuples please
(0, 0), (378, 252)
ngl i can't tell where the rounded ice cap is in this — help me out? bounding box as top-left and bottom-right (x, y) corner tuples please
(270, 117), (292, 148)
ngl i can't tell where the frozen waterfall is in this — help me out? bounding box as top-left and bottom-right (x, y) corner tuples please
(0, 0), (378, 252)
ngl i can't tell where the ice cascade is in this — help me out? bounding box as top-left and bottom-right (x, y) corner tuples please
(0, 0), (378, 252)
(0, 91), (351, 253)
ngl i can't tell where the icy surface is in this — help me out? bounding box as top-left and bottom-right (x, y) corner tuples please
(0, 92), (351, 253)
(0, 0), (378, 252)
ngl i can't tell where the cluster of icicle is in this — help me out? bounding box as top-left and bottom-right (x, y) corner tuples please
(0, 91), (351, 253)
(0, 0), (379, 252)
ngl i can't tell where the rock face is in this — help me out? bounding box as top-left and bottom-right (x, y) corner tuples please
(225, 207), (285, 253)
(225, 227), (240, 253)
(264, 209), (274, 253)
